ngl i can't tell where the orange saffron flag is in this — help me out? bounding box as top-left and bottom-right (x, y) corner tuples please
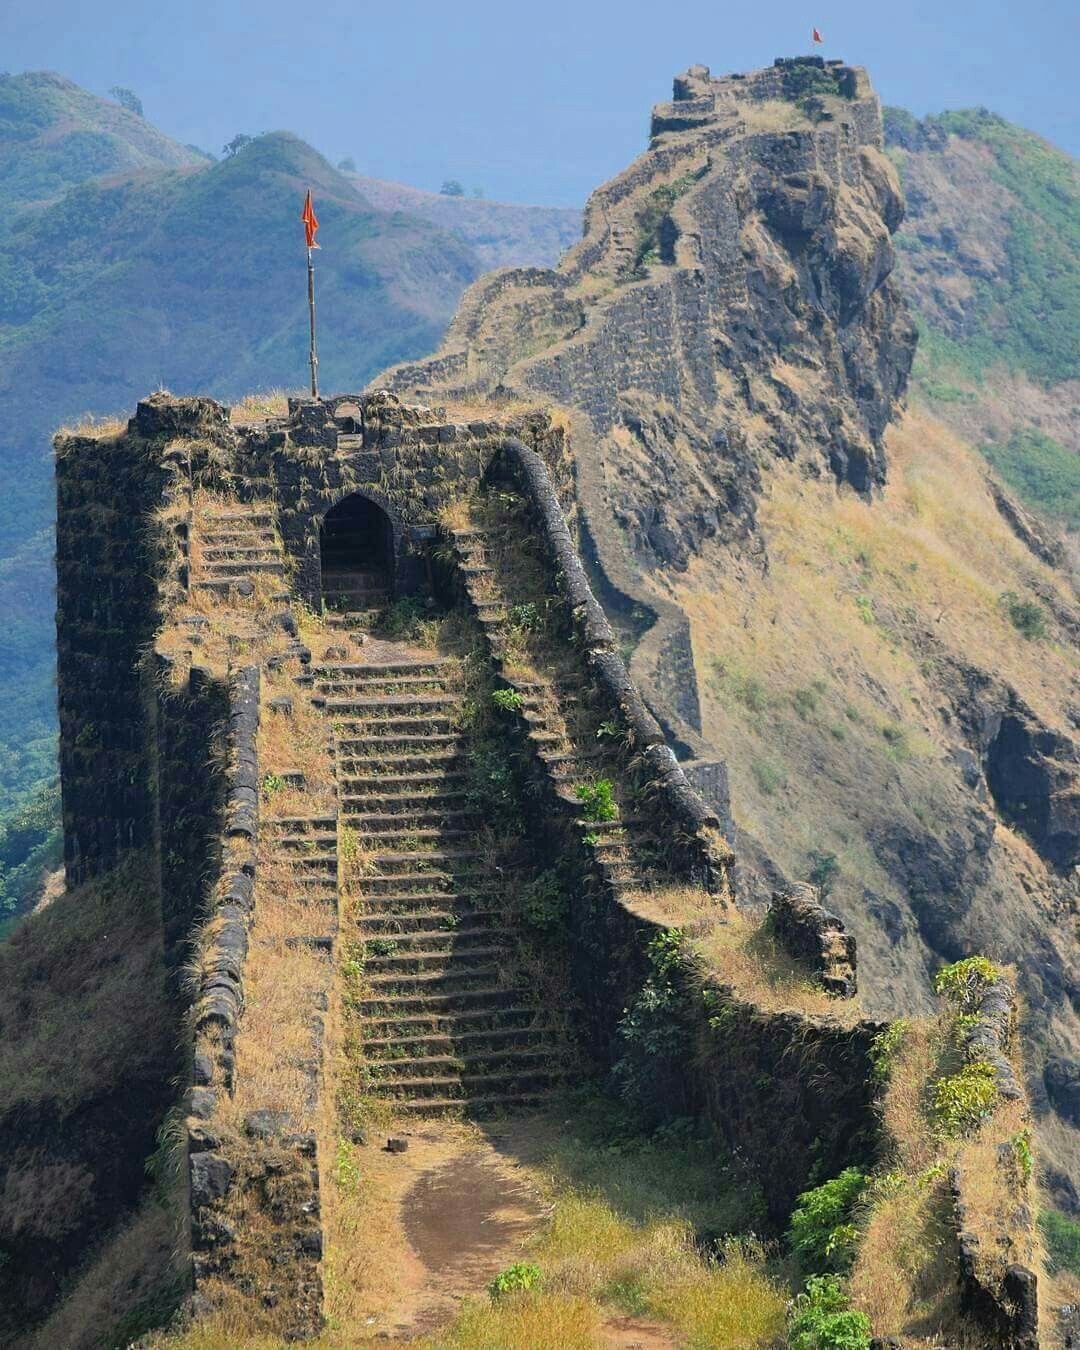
(302, 190), (320, 249)
(812, 26), (823, 42)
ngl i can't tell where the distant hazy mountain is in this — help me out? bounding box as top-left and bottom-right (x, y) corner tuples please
(348, 173), (582, 270)
(0, 71), (205, 206)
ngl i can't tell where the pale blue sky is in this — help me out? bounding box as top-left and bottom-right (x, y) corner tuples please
(2, 0), (1075, 205)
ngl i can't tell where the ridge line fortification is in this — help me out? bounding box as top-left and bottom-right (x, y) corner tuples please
(49, 384), (1035, 1338)
(375, 55), (916, 758)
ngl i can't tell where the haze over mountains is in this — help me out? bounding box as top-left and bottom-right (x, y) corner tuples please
(0, 65), (1076, 931)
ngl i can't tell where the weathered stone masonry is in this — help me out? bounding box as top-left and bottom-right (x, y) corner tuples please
(52, 390), (1037, 1341)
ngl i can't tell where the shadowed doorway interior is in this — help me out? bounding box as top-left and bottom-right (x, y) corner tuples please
(320, 493), (393, 611)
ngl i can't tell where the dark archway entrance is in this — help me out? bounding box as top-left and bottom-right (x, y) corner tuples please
(320, 493), (394, 611)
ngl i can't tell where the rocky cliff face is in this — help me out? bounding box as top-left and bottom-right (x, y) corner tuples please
(380, 57), (917, 747)
(377, 59), (1079, 1199)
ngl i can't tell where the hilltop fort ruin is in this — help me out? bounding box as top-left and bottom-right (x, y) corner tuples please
(9, 55), (1065, 1348)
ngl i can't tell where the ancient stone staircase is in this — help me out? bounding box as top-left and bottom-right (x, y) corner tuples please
(191, 505), (288, 597)
(315, 625), (575, 1117)
(451, 522), (660, 900)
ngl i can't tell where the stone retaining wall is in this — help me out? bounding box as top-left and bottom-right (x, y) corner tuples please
(491, 436), (734, 891)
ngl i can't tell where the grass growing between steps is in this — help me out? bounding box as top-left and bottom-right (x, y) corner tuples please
(625, 886), (863, 1024)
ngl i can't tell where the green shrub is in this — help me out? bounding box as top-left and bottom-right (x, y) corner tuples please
(930, 1060), (999, 1134)
(997, 591), (1048, 641)
(489, 1261), (542, 1299)
(379, 596), (425, 639)
(752, 759), (785, 795)
(575, 778), (618, 821)
(793, 687), (819, 719)
(518, 870), (568, 931)
(868, 1018), (910, 1083)
(788, 1274), (872, 1350)
(932, 955), (1001, 1011)
(788, 1170), (869, 1273)
(464, 743), (521, 835)
(1040, 1208), (1080, 1276)
(807, 849), (840, 901)
(490, 687), (524, 713)
(1012, 1129), (1033, 1182)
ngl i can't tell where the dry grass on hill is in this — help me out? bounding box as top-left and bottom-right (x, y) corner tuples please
(0, 851), (170, 1118)
(668, 407), (1076, 1007)
(626, 885), (863, 1025)
(848, 986), (1036, 1345)
(229, 388), (296, 424)
(27, 1198), (184, 1350)
(55, 411), (128, 439)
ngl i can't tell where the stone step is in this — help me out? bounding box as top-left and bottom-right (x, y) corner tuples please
(277, 833), (338, 849)
(204, 511), (275, 526)
(357, 980), (523, 1014)
(360, 921), (505, 948)
(348, 827), (474, 849)
(266, 815), (338, 831)
(358, 1004), (548, 1038)
(337, 739), (467, 761)
(337, 751), (468, 771)
(366, 1046), (556, 1080)
(365, 1066), (569, 1101)
(322, 570), (387, 585)
(364, 958), (506, 988)
(331, 715), (458, 732)
(325, 592), (390, 606)
(342, 807), (475, 829)
(341, 771), (468, 792)
(362, 1022), (554, 1055)
(323, 695), (461, 712)
(326, 613), (383, 628)
(201, 527), (277, 541)
(354, 892), (499, 915)
(356, 864), (487, 889)
(390, 1090), (568, 1117)
(322, 659), (456, 676)
(364, 944), (508, 975)
(355, 908), (501, 933)
(341, 793), (470, 815)
(201, 545), (280, 560)
(202, 559), (286, 574)
(317, 675), (452, 694)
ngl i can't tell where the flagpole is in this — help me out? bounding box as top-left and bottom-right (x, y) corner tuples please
(307, 244), (319, 400)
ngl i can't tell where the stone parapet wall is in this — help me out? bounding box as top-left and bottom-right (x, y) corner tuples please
(768, 883), (858, 998)
(491, 436), (734, 890)
(948, 975), (1039, 1348)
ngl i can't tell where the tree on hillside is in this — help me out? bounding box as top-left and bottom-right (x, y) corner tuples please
(338, 156), (357, 173)
(472, 186), (485, 198)
(109, 86), (144, 117)
(222, 134), (254, 158)
(440, 179), (465, 197)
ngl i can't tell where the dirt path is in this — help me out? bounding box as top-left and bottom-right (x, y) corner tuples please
(331, 1117), (677, 1347)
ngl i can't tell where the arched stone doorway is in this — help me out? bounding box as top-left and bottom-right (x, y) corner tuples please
(319, 493), (394, 611)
